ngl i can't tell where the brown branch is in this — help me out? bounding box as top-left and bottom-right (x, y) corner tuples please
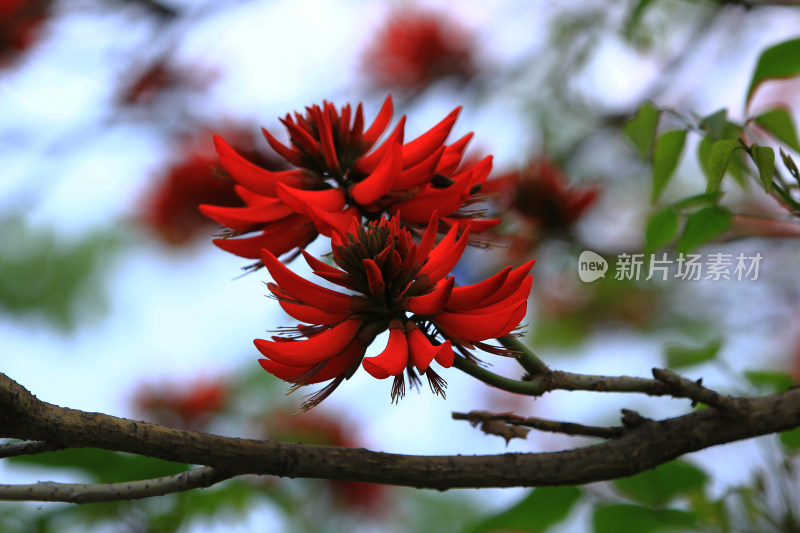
(0, 440), (65, 459)
(452, 411), (624, 440)
(651, 368), (742, 412)
(0, 466), (231, 503)
(2, 372), (800, 495)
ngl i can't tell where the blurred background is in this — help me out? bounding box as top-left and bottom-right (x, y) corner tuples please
(2, 0), (800, 531)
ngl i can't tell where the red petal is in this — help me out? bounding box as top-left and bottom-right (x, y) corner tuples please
(458, 276), (532, 315)
(434, 340), (454, 367)
(261, 127), (306, 168)
(446, 267), (512, 310)
(214, 135), (308, 195)
(355, 116), (406, 175)
(415, 210), (440, 260)
(443, 217), (501, 233)
(361, 94), (394, 148)
(199, 201), (293, 228)
(435, 301), (527, 341)
(362, 327), (408, 379)
(306, 204), (361, 236)
(350, 142), (402, 205)
(254, 319), (361, 366)
(402, 107), (460, 168)
(282, 117), (320, 155)
(394, 146), (445, 189)
(276, 184), (345, 215)
(275, 294), (351, 325)
(317, 108), (341, 174)
(406, 277), (454, 315)
(390, 177), (471, 223)
(436, 133), (473, 174)
(259, 338), (363, 385)
(261, 249), (352, 312)
(418, 224), (469, 283)
(362, 258), (385, 299)
(407, 328), (452, 371)
(212, 214), (315, 259)
(479, 261), (535, 308)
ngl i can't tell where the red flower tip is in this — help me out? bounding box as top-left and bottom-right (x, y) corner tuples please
(255, 214), (533, 408)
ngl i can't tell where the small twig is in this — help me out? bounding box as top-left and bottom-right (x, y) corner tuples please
(499, 336), (549, 375)
(453, 411), (624, 440)
(0, 466), (233, 503)
(0, 440), (65, 459)
(652, 368), (742, 413)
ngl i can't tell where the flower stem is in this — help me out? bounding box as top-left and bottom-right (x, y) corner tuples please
(498, 336), (548, 375)
(452, 357), (546, 396)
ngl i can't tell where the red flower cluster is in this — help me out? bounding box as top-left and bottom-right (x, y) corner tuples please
(143, 129), (285, 246)
(134, 379), (228, 430)
(0, 0), (50, 67)
(116, 58), (217, 110)
(487, 157), (598, 258)
(255, 213), (533, 409)
(200, 95), (498, 267)
(362, 8), (477, 95)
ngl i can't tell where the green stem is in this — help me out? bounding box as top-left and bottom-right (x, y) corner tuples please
(452, 357), (546, 396)
(498, 336), (548, 375)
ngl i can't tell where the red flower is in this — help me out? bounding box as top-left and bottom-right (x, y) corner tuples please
(0, 0), (50, 66)
(255, 213), (533, 409)
(143, 129), (286, 246)
(134, 379), (228, 430)
(362, 8), (477, 95)
(490, 157), (598, 234)
(200, 96), (499, 267)
(116, 57), (217, 110)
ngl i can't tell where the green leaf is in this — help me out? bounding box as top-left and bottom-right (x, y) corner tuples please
(467, 486), (582, 533)
(665, 338), (723, 369)
(625, 101), (660, 159)
(753, 108), (800, 152)
(780, 427), (800, 450)
(593, 504), (696, 533)
(677, 206), (732, 254)
(744, 370), (797, 393)
(614, 461), (708, 507)
(706, 139), (740, 192)
(746, 38), (800, 108)
(672, 191), (724, 210)
(652, 130), (687, 202)
(645, 208), (679, 253)
(780, 148), (800, 182)
(701, 109), (729, 139)
(750, 144), (775, 193)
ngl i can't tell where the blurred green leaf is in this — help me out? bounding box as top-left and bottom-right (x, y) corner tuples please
(0, 216), (120, 331)
(706, 139), (740, 192)
(701, 109), (728, 139)
(672, 191), (724, 210)
(645, 208), (679, 253)
(625, 0), (656, 39)
(780, 427), (800, 451)
(780, 148), (800, 182)
(677, 206), (732, 254)
(625, 101), (660, 159)
(652, 130), (687, 202)
(614, 461), (708, 507)
(753, 108), (800, 152)
(665, 338), (723, 369)
(744, 370), (797, 393)
(9, 448), (188, 484)
(746, 38), (800, 108)
(466, 486), (582, 533)
(750, 144), (775, 193)
(593, 504), (696, 533)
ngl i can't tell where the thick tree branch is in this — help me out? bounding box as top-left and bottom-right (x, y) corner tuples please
(2, 372), (800, 495)
(0, 466), (231, 503)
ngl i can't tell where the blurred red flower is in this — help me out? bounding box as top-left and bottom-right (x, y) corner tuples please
(134, 379), (228, 430)
(362, 7), (477, 95)
(255, 213), (533, 409)
(0, 0), (50, 66)
(143, 129), (286, 246)
(486, 156), (599, 255)
(267, 412), (386, 513)
(116, 57), (217, 110)
(200, 96), (499, 267)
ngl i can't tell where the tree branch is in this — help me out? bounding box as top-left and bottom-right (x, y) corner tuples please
(2, 372), (800, 495)
(0, 440), (65, 459)
(0, 466), (232, 503)
(452, 411), (624, 440)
